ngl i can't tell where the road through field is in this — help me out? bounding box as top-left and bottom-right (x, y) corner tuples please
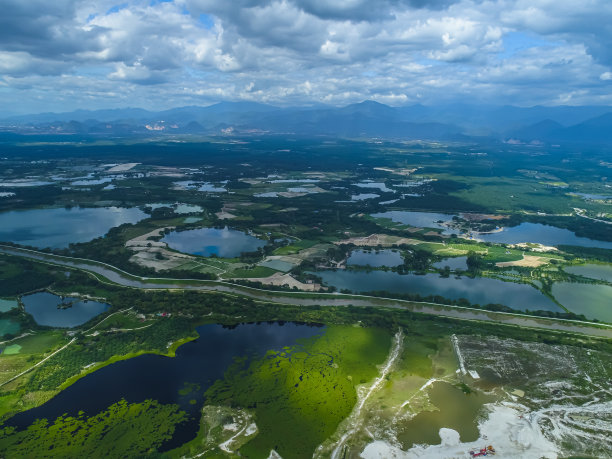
(1, 245), (610, 339)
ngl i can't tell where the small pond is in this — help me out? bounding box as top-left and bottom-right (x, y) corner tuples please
(260, 259), (296, 272)
(0, 299), (18, 313)
(433, 256), (468, 271)
(269, 179), (319, 183)
(317, 270), (561, 312)
(337, 193), (380, 202)
(571, 192), (612, 201)
(0, 206), (147, 249)
(22, 292), (110, 328)
(162, 227), (266, 258)
(397, 381), (493, 448)
(347, 250), (404, 267)
(174, 181), (227, 193)
(372, 211), (458, 235)
(0, 319), (20, 338)
(4, 322), (325, 451)
(355, 182), (394, 193)
(551, 283), (612, 323)
(564, 264), (612, 283)
(146, 203), (203, 214)
(70, 178), (113, 186)
(255, 192), (279, 198)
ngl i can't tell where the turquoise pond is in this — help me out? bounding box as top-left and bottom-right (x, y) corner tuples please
(0, 319), (20, 338)
(433, 256), (468, 271)
(0, 299), (18, 313)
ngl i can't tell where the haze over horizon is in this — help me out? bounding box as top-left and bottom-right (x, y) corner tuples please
(2, 0), (612, 116)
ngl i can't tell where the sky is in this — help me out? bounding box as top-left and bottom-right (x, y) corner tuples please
(1, 0), (612, 115)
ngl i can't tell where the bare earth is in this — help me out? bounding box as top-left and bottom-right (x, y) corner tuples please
(235, 272), (322, 291)
(336, 234), (422, 247)
(496, 255), (550, 268)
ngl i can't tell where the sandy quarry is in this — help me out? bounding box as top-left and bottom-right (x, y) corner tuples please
(236, 272), (322, 291)
(336, 234), (422, 247)
(125, 227), (198, 271)
(496, 255), (550, 268)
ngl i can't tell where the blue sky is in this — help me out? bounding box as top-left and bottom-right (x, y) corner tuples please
(1, 0), (612, 115)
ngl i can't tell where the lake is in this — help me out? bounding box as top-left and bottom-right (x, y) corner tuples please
(564, 264), (612, 283)
(551, 283), (612, 323)
(162, 227), (266, 258)
(22, 292), (110, 328)
(0, 206), (147, 249)
(373, 211), (612, 248)
(347, 250), (404, 267)
(4, 322), (325, 451)
(317, 270), (561, 312)
(477, 222), (612, 249)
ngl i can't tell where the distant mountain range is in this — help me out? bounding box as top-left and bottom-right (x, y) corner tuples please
(2, 100), (612, 145)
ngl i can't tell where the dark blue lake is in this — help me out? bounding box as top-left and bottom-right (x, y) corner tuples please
(4, 322), (325, 451)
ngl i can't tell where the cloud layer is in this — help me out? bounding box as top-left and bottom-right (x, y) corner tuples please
(1, 0), (611, 114)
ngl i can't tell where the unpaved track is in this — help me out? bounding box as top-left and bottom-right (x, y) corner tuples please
(1, 245), (610, 339)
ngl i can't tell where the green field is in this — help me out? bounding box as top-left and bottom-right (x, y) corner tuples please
(205, 325), (392, 458)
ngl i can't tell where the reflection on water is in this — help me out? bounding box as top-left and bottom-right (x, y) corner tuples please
(0, 206), (147, 249)
(22, 292), (110, 328)
(317, 269), (561, 312)
(347, 250), (404, 267)
(162, 226), (266, 257)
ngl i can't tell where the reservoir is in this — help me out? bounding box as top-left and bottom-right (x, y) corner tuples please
(22, 292), (110, 328)
(162, 227), (266, 258)
(4, 322), (325, 451)
(0, 206), (147, 249)
(317, 269), (561, 312)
